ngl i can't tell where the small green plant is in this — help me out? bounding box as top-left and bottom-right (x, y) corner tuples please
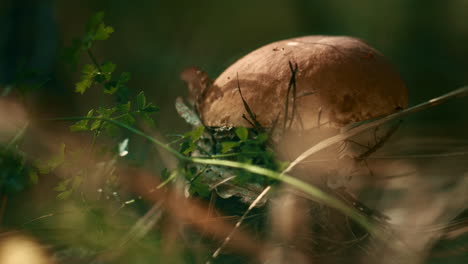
(49, 12), (161, 200)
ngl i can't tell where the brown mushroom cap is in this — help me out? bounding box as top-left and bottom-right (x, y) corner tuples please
(199, 36), (407, 130)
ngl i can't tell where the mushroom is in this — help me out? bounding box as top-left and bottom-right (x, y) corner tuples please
(182, 35), (408, 172)
(181, 35), (408, 263)
(199, 35), (407, 131)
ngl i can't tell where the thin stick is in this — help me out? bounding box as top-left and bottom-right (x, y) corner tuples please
(287, 62), (299, 130)
(372, 151), (468, 159)
(282, 71), (291, 132)
(236, 73), (262, 130)
(283, 86), (468, 174)
(210, 175), (237, 190)
(356, 121), (401, 160)
(283, 61), (299, 131)
(87, 49), (102, 72)
(317, 107), (323, 129)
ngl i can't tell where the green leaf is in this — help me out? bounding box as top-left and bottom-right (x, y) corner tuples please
(94, 74), (107, 83)
(116, 101), (131, 113)
(180, 141), (194, 155)
(75, 64), (98, 94)
(257, 132), (269, 143)
(142, 103), (159, 113)
(136, 91), (146, 110)
(180, 127), (205, 155)
(119, 113), (136, 125)
(70, 120), (89, 132)
(90, 120), (102, 131)
(141, 113), (155, 128)
(93, 106), (116, 132)
(94, 23), (114, 40)
(75, 78), (93, 94)
(82, 12), (113, 49)
(70, 109), (94, 131)
(190, 176), (210, 198)
(64, 11), (113, 67)
(104, 72), (130, 95)
(86, 12), (105, 34)
(235, 127), (248, 141)
(103, 82), (118, 94)
(82, 63), (97, 74)
(96, 106), (116, 118)
(221, 141), (240, 153)
(115, 83), (130, 103)
(185, 126), (204, 141)
(100, 62), (116, 80)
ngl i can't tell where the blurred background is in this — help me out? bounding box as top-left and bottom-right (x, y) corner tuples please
(1, 0), (467, 132)
(1, 1), (468, 263)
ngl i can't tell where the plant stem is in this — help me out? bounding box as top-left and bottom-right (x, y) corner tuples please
(87, 49), (102, 72)
(46, 116), (375, 233)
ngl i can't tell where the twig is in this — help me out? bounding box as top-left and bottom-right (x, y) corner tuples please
(346, 139), (371, 150)
(87, 49), (102, 72)
(317, 107), (322, 129)
(236, 73), (263, 131)
(268, 111), (281, 139)
(356, 121), (401, 161)
(372, 151), (468, 159)
(283, 86), (468, 174)
(298, 151), (468, 162)
(287, 62), (299, 130)
(440, 219), (468, 240)
(21, 213), (55, 226)
(210, 175), (237, 190)
(242, 114), (257, 128)
(282, 61), (300, 131)
(297, 91), (315, 98)
(333, 187), (389, 222)
(189, 166), (208, 184)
